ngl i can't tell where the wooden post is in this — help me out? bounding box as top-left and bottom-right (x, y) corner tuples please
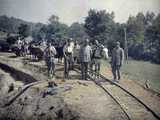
(124, 28), (128, 63)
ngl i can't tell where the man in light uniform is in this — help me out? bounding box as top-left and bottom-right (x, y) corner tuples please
(16, 37), (23, 56)
(111, 42), (124, 82)
(79, 39), (92, 80)
(17, 37), (22, 49)
(102, 45), (109, 60)
(44, 42), (57, 78)
(63, 38), (74, 78)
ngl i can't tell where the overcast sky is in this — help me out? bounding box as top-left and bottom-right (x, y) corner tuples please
(0, 0), (160, 25)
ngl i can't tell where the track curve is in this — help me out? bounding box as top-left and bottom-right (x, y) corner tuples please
(88, 70), (160, 120)
(0, 61), (159, 120)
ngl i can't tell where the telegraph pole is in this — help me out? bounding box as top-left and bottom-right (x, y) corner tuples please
(124, 28), (128, 63)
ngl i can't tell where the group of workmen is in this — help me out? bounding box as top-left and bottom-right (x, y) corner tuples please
(16, 37), (29, 56)
(43, 38), (124, 82)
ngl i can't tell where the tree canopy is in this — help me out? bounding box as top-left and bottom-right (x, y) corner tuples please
(0, 10), (159, 63)
(84, 9), (115, 44)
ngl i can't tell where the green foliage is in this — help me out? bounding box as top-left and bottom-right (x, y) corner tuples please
(35, 15), (69, 43)
(0, 15), (33, 34)
(84, 9), (115, 44)
(145, 13), (160, 63)
(48, 15), (59, 24)
(67, 22), (88, 41)
(126, 13), (145, 45)
(6, 36), (17, 45)
(0, 11), (159, 64)
(32, 23), (45, 41)
(18, 24), (30, 38)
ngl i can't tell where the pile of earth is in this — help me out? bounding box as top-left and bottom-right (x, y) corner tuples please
(0, 84), (79, 120)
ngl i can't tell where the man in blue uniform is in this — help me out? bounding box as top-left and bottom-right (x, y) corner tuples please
(111, 42), (124, 82)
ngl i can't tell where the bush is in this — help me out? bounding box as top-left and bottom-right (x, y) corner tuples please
(6, 36), (17, 45)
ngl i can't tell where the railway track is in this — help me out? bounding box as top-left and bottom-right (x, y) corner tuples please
(88, 70), (160, 120)
(0, 62), (48, 107)
(1, 61), (160, 119)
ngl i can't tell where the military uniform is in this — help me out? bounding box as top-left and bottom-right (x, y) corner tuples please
(92, 45), (103, 77)
(63, 43), (74, 78)
(111, 46), (124, 80)
(17, 39), (22, 49)
(73, 43), (80, 64)
(79, 44), (92, 80)
(16, 39), (22, 56)
(44, 45), (57, 78)
(89, 44), (95, 76)
(23, 41), (28, 56)
(103, 47), (109, 59)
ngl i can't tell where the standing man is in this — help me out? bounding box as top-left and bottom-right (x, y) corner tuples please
(17, 37), (22, 49)
(23, 40), (29, 57)
(63, 38), (74, 78)
(111, 42), (124, 82)
(92, 40), (103, 78)
(16, 37), (22, 56)
(79, 39), (92, 80)
(73, 40), (80, 64)
(44, 42), (57, 79)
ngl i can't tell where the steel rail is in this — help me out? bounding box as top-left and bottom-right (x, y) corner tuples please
(1, 61), (160, 120)
(88, 70), (160, 120)
(74, 68), (131, 119)
(0, 62), (49, 107)
(4, 81), (45, 107)
(88, 73), (131, 120)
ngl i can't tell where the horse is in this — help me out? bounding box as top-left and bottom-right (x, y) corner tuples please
(28, 43), (44, 61)
(55, 45), (64, 63)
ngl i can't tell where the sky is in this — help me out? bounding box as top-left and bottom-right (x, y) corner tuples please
(0, 0), (160, 25)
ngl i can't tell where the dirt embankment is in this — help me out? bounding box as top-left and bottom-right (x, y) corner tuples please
(0, 53), (128, 120)
(0, 52), (160, 120)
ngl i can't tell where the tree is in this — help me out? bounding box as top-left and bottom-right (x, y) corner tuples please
(31, 23), (45, 41)
(68, 22), (88, 42)
(126, 13), (146, 60)
(145, 13), (160, 63)
(0, 15), (33, 34)
(145, 12), (155, 26)
(84, 9), (115, 44)
(18, 24), (30, 38)
(126, 13), (145, 46)
(48, 15), (59, 24)
(41, 15), (69, 43)
(6, 36), (17, 45)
